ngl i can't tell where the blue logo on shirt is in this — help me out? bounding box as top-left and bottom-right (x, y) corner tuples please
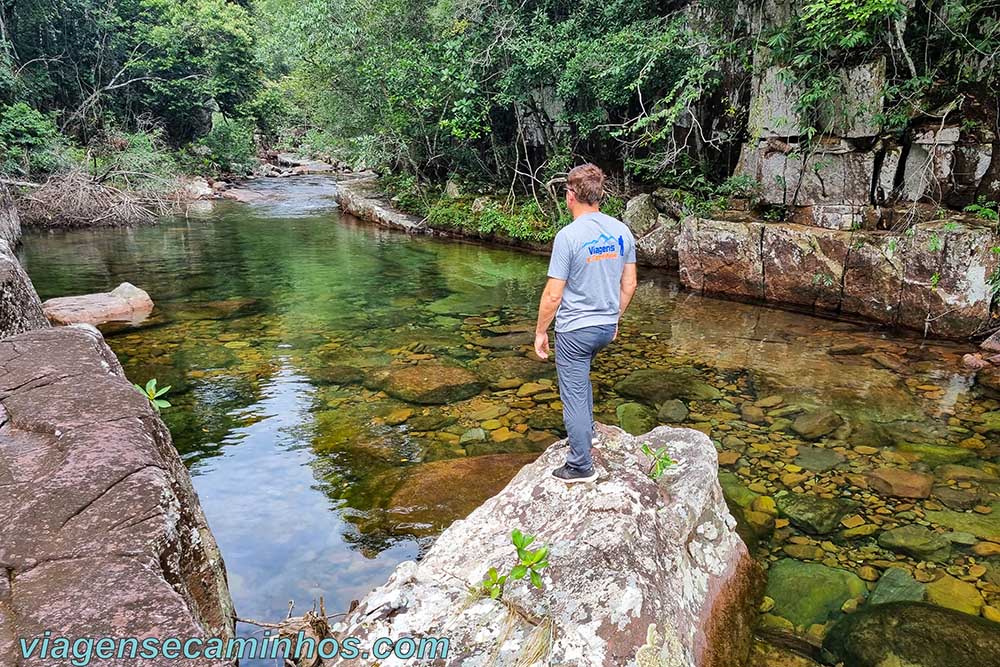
(582, 233), (616, 249)
(582, 233), (621, 263)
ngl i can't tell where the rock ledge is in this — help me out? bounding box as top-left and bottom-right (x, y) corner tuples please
(326, 426), (761, 667)
(0, 326), (235, 666)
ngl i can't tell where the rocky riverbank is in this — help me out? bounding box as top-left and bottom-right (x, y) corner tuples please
(0, 186), (47, 338)
(333, 175), (998, 341)
(0, 325), (236, 666)
(1, 188), (237, 664)
(323, 425), (761, 667)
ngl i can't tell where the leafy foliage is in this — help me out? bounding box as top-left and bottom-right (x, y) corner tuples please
(192, 117), (257, 176)
(0, 102), (67, 174)
(1, 0), (261, 155)
(478, 529), (550, 599)
(640, 442), (674, 480)
(254, 0), (739, 186)
(965, 197), (1000, 223)
(133, 378), (172, 412)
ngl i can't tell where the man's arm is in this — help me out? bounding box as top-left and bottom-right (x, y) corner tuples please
(534, 277), (566, 359)
(615, 263), (637, 339)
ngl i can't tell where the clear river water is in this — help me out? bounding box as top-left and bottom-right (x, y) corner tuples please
(21, 176), (999, 660)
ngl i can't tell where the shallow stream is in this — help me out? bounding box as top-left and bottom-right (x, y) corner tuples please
(22, 176), (999, 660)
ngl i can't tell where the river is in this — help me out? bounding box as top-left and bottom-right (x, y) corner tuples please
(21, 176), (999, 661)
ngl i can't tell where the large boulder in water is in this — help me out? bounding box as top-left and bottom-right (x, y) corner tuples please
(822, 601), (1000, 667)
(0, 240), (48, 338)
(325, 426), (762, 667)
(622, 193), (660, 237)
(474, 355), (553, 388)
(380, 363), (485, 404)
(765, 559), (867, 628)
(0, 326), (235, 662)
(614, 366), (722, 405)
(42, 281), (154, 326)
(357, 453), (540, 541)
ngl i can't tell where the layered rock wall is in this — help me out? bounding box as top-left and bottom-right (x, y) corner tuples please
(0, 189), (47, 339)
(675, 215), (997, 338)
(325, 426), (761, 667)
(0, 326), (235, 666)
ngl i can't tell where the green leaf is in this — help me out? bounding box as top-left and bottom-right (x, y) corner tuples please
(145, 379), (156, 394)
(511, 529), (523, 548)
(529, 570), (543, 589)
(154, 385), (171, 397)
(154, 399), (171, 409)
(510, 565), (527, 580)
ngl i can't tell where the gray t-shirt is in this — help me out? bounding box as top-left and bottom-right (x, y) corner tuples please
(547, 211), (637, 333)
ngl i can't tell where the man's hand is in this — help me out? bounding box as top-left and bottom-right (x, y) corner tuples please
(534, 331), (550, 360)
(613, 324), (618, 341)
(534, 278), (565, 359)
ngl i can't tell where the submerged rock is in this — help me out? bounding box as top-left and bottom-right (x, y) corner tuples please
(326, 426), (762, 667)
(926, 574), (984, 616)
(878, 525), (952, 563)
(823, 602), (1000, 667)
(777, 492), (857, 535)
(868, 567), (926, 606)
(617, 401), (657, 435)
(765, 559), (867, 628)
(42, 281), (154, 326)
(372, 453), (539, 538)
(867, 467), (934, 498)
(658, 398), (690, 423)
(926, 502), (1000, 539)
(380, 363), (485, 404)
(475, 355), (553, 387)
(793, 445), (845, 471)
(614, 367), (723, 404)
(791, 408), (843, 440)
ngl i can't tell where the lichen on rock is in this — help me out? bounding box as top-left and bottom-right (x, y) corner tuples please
(324, 425), (761, 667)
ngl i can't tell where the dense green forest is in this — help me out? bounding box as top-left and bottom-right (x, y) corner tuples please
(1, 0), (998, 234)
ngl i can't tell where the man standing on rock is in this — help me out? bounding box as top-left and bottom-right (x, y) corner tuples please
(534, 163), (637, 483)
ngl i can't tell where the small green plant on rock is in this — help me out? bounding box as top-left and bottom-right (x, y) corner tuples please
(640, 442), (674, 480)
(479, 529), (550, 599)
(133, 378), (171, 412)
(964, 197), (999, 223)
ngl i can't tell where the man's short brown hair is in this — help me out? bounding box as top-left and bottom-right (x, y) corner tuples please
(567, 163), (605, 205)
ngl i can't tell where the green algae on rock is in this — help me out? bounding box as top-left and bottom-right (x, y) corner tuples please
(824, 602), (1000, 667)
(765, 559), (867, 628)
(617, 402), (658, 435)
(868, 567), (926, 606)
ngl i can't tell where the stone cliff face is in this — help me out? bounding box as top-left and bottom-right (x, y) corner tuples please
(325, 426), (761, 667)
(0, 326), (235, 667)
(0, 189), (48, 340)
(617, 0), (1000, 340)
(672, 215), (998, 338)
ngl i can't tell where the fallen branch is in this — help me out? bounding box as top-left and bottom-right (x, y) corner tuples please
(0, 178), (40, 189)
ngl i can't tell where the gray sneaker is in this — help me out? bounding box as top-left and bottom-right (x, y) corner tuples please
(552, 464), (598, 484)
